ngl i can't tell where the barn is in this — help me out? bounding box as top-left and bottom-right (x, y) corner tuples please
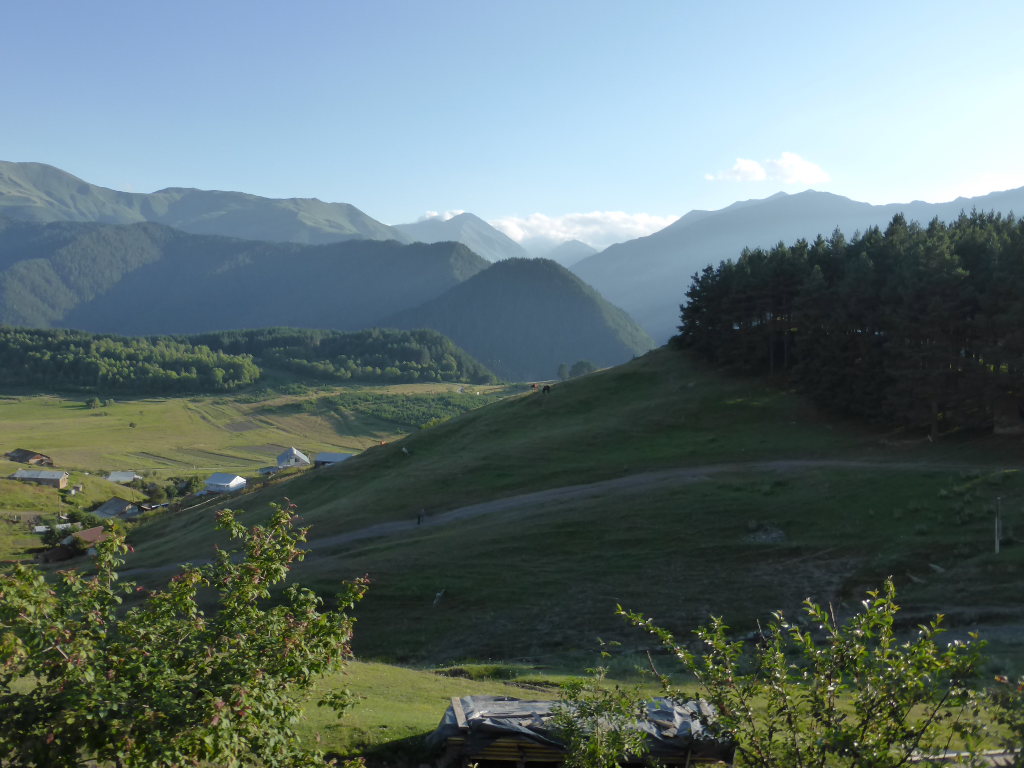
(204, 473), (247, 494)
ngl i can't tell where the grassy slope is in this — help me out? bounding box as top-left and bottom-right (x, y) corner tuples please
(118, 348), (1024, 670)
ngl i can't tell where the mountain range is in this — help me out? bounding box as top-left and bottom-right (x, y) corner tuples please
(0, 161), (410, 245)
(0, 215), (653, 381)
(393, 212), (529, 262)
(6, 158), (1024, 354)
(572, 187), (1024, 342)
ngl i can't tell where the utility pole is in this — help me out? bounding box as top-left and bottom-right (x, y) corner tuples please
(995, 496), (1002, 555)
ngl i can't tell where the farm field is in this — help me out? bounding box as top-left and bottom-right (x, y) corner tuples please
(0, 382), (512, 477)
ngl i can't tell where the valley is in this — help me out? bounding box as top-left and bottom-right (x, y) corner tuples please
(8, 344), (1022, 759)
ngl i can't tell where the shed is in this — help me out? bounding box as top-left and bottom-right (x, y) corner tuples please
(314, 451), (354, 468)
(5, 448), (54, 466)
(10, 469), (69, 489)
(204, 473), (247, 493)
(277, 447), (311, 468)
(428, 696), (734, 768)
(61, 526), (109, 556)
(93, 496), (141, 519)
(107, 471), (142, 484)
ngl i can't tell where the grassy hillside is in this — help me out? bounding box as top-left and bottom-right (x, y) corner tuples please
(117, 348), (1024, 669)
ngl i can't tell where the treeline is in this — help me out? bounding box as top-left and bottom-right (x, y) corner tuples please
(0, 328), (260, 393)
(0, 326), (496, 395)
(678, 211), (1024, 435)
(180, 328), (496, 385)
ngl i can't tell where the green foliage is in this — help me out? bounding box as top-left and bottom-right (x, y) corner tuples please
(0, 326), (260, 394)
(0, 503), (367, 767)
(554, 665), (650, 768)
(679, 212), (1024, 434)
(989, 676), (1024, 765)
(186, 327), (496, 385)
(0, 325), (496, 395)
(620, 579), (985, 768)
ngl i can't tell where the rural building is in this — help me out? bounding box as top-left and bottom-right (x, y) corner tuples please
(5, 449), (54, 466)
(63, 526), (109, 556)
(10, 469), (69, 489)
(428, 696), (734, 767)
(107, 471), (142, 484)
(314, 451), (353, 468)
(93, 496), (141, 519)
(277, 447), (311, 468)
(204, 473), (247, 494)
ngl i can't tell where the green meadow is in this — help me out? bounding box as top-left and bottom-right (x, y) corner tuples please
(119, 349), (1024, 670)
(7, 348), (1024, 759)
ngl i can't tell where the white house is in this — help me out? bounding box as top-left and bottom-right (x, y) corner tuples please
(204, 473), (247, 494)
(107, 471), (142, 484)
(277, 447), (311, 468)
(314, 452), (353, 468)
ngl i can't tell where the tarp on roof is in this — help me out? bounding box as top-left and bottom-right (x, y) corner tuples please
(427, 696), (734, 764)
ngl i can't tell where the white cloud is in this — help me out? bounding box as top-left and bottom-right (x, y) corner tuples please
(765, 152), (830, 184)
(417, 209), (465, 221)
(704, 157), (767, 182)
(489, 211), (677, 250)
(706, 152), (829, 185)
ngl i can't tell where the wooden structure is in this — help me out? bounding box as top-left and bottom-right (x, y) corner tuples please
(429, 696), (734, 768)
(314, 451), (353, 468)
(5, 448), (53, 466)
(10, 469), (69, 489)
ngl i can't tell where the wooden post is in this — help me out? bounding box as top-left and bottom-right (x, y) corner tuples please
(995, 497), (1002, 555)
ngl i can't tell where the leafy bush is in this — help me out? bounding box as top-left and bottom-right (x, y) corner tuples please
(0, 503), (367, 766)
(611, 580), (986, 768)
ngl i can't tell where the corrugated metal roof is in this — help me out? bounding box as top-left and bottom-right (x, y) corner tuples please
(11, 469), (68, 481)
(315, 452), (354, 463)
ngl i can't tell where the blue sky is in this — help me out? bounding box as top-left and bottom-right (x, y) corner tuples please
(5, 0), (1023, 247)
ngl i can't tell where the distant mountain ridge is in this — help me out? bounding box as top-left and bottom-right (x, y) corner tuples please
(394, 212), (529, 262)
(385, 258), (654, 381)
(0, 217), (649, 381)
(0, 161), (410, 244)
(0, 216), (487, 333)
(572, 186), (1024, 342)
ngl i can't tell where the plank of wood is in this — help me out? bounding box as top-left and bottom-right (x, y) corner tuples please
(451, 696), (468, 729)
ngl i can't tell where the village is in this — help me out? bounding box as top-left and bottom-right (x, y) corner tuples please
(1, 445), (355, 565)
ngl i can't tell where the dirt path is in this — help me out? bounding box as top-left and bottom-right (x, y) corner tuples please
(118, 458), (993, 578)
(300, 458), (986, 556)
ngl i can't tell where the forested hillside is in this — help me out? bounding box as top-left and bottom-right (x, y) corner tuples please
(385, 258), (655, 381)
(679, 211), (1024, 435)
(0, 326), (494, 394)
(0, 217), (488, 332)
